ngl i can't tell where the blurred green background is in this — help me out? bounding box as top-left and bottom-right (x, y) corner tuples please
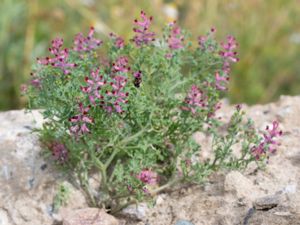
(1, 0), (300, 110)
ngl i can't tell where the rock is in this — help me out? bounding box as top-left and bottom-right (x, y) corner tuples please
(224, 171), (261, 203)
(174, 219), (194, 225)
(61, 208), (119, 225)
(121, 203), (149, 221)
(0, 209), (11, 225)
(0, 110), (88, 225)
(254, 194), (281, 210)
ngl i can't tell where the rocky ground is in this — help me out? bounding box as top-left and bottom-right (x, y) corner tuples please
(0, 95), (300, 225)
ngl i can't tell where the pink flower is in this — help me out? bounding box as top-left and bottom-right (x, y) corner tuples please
(198, 27), (216, 50)
(69, 103), (93, 137)
(105, 75), (129, 113)
(137, 169), (158, 185)
(81, 68), (106, 105)
(167, 23), (184, 50)
(219, 35), (239, 74)
(73, 26), (102, 53)
(182, 85), (207, 114)
(251, 121), (282, 160)
(112, 56), (130, 73)
(50, 142), (68, 163)
(132, 11), (155, 47)
(215, 72), (229, 91)
(37, 38), (76, 74)
(109, 33), (125, 48)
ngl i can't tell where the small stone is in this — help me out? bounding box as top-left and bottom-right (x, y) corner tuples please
(174, 219), (194, 225)
(254, 194), (280, 210)
(122, 203), (149, 221)
(62, 208), (119, 225)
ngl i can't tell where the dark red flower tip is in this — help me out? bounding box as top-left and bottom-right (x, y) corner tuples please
(85, 76), (89, 82)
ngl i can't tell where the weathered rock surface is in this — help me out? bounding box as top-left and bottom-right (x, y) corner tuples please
(0, 110), (89, 225)
(1, 95), (300, 225)
(61, 208), (119, 225)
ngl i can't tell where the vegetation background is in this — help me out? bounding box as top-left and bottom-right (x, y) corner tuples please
(1, 0), (300, 110)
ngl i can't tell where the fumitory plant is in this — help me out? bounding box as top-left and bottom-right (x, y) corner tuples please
(23, 11), (282, 213)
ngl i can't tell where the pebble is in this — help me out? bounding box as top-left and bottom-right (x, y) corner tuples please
(174, 219), (194, 225)
(254, 194), (280, 210)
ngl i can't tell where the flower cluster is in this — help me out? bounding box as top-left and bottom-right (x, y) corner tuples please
(50, 142), (69, 163)
(104, 75), (129, 113)
(109, 32), (125, 49)
(69, 103), (93, 136)
(37, 38), (76, 74)
(215, 72), (229, 91)
(73, 26), (102, 53)
(80, 56), (129, 114)
(81, 68), (106, 105)
(251, 121), (283, 160)
(182, 85), (207, 114)
(137, 169), (158, 185)
(198, 27), (216, 51)
(167, 23), (184, 50)
(132, 11), (155, 47)
(220, 35), (239, 74)
(112, 56), (130, 73)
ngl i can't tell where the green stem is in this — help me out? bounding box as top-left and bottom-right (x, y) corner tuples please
(110, 199), (137, 214)
(149, 178), (180, 195)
